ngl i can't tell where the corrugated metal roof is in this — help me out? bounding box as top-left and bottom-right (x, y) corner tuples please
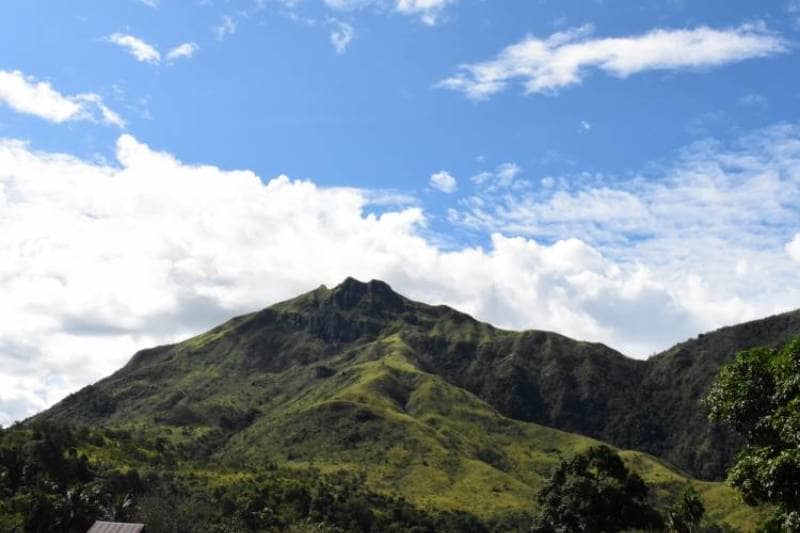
(87, 521), (145, 533)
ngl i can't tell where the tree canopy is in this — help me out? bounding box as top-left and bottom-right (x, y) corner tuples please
(533, 445), (663, 532)
(706, 337), (800, 531)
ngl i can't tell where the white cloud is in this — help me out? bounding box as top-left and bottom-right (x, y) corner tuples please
(438, 23), (787, 99)
(166, 42), (199, 61)
(395, 0), (454, 25)
(0, 69), (124, 127)
(107, 33), (161, 64)
(323, 0), (372, 9)
(430, 170), (458, 192)
(496, 162), (522, 186)
(107, 36), (198, 65)
(137, 0), (158, 7)
(471, 162), (523, 190)
(214, 15), (238, 40)
(329, 20), (355, 53)
(1, 127), (799, 425)
(787, 233), (800, 263)
(579, 120), (592, 133)
(451, 123), (800, 345)
(322, 0), (454, 24)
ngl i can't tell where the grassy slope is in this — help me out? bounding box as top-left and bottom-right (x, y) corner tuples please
(219, 336), (759, 527)
(66, 331), (760, 527)
(35, 279), (773, 527)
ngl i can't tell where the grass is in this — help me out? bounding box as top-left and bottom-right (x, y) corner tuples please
(36, 280), (774, 529)
(215, 335), (762, 524)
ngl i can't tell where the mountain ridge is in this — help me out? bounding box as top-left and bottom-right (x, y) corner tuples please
(38, 277), (800, 485)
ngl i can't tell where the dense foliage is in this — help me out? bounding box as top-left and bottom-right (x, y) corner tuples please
(0, 422), (489, 532)
(664, 486), (706, 533)
(532, 446), (663, 532)
(0, 423), (144, 531)
(707, 337), (800, 531)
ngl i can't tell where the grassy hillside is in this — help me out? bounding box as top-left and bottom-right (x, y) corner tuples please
(33, 277), (770, 528)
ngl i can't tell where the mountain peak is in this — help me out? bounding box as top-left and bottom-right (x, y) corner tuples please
(328, 277), (404, 311)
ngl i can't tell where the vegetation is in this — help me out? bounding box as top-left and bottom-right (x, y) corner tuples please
(39, 278), (800, 484)
(665, 486), (706, 533)
(532, 448), (738, 533)
(533, 445), (663, 532)
(0, 422), (487, 532)
(12, 277), (785, 530)
(707, 337), (800, 531)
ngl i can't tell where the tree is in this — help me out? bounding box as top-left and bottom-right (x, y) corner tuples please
(706, 337), (800, 531)
(533, 445), (663, 532)
(665, 486), (705, 532)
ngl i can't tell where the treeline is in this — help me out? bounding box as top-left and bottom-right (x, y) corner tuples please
(0, 422), (516, 532)
(0, 420), (723, 532)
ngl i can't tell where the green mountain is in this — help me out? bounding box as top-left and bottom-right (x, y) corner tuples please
(29, 277), (790, 527)
(621, 308), (800, 480)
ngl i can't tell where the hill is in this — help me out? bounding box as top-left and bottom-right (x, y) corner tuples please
(622, 308), (800, 479)
(28, 277), (797, 527)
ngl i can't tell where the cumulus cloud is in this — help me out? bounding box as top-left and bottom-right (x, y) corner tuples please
(0, 69), (124, 127)
(787, 234), (800, 263)
(1, 128), (799, 424)
(430, 170), (458, 193)
(438, 23), (787, 99)
(166, 42), (199, 61)
(107, 33), (161, 64)
(329, 20), (355, 53)
(451, 123), (800, 342)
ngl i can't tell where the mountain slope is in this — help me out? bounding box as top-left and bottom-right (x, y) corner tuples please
(631, 309), (800, 479)
(416, 297), (800, 480)
(35, 278), (798, 519)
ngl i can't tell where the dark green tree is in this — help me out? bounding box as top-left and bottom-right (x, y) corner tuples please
(532, 445), (663, 532)
(665, 486), (705, 532)
(706, 337), (800, 531)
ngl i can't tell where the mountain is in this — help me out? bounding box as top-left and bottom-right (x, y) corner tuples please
(412, 296), (800, 480)
(31, 277), (797, 526)
(620, 308), (800, 479)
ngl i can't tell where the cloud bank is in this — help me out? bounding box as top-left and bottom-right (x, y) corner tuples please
(450, 124), (800, 345)
(1, 127), (799, 425)
(439, 23), (787, 99)
(0, 69), (124, 127)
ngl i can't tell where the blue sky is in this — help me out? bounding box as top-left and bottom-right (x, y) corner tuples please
(3, 1), (797, 196)
(1, 0), (800, 424)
